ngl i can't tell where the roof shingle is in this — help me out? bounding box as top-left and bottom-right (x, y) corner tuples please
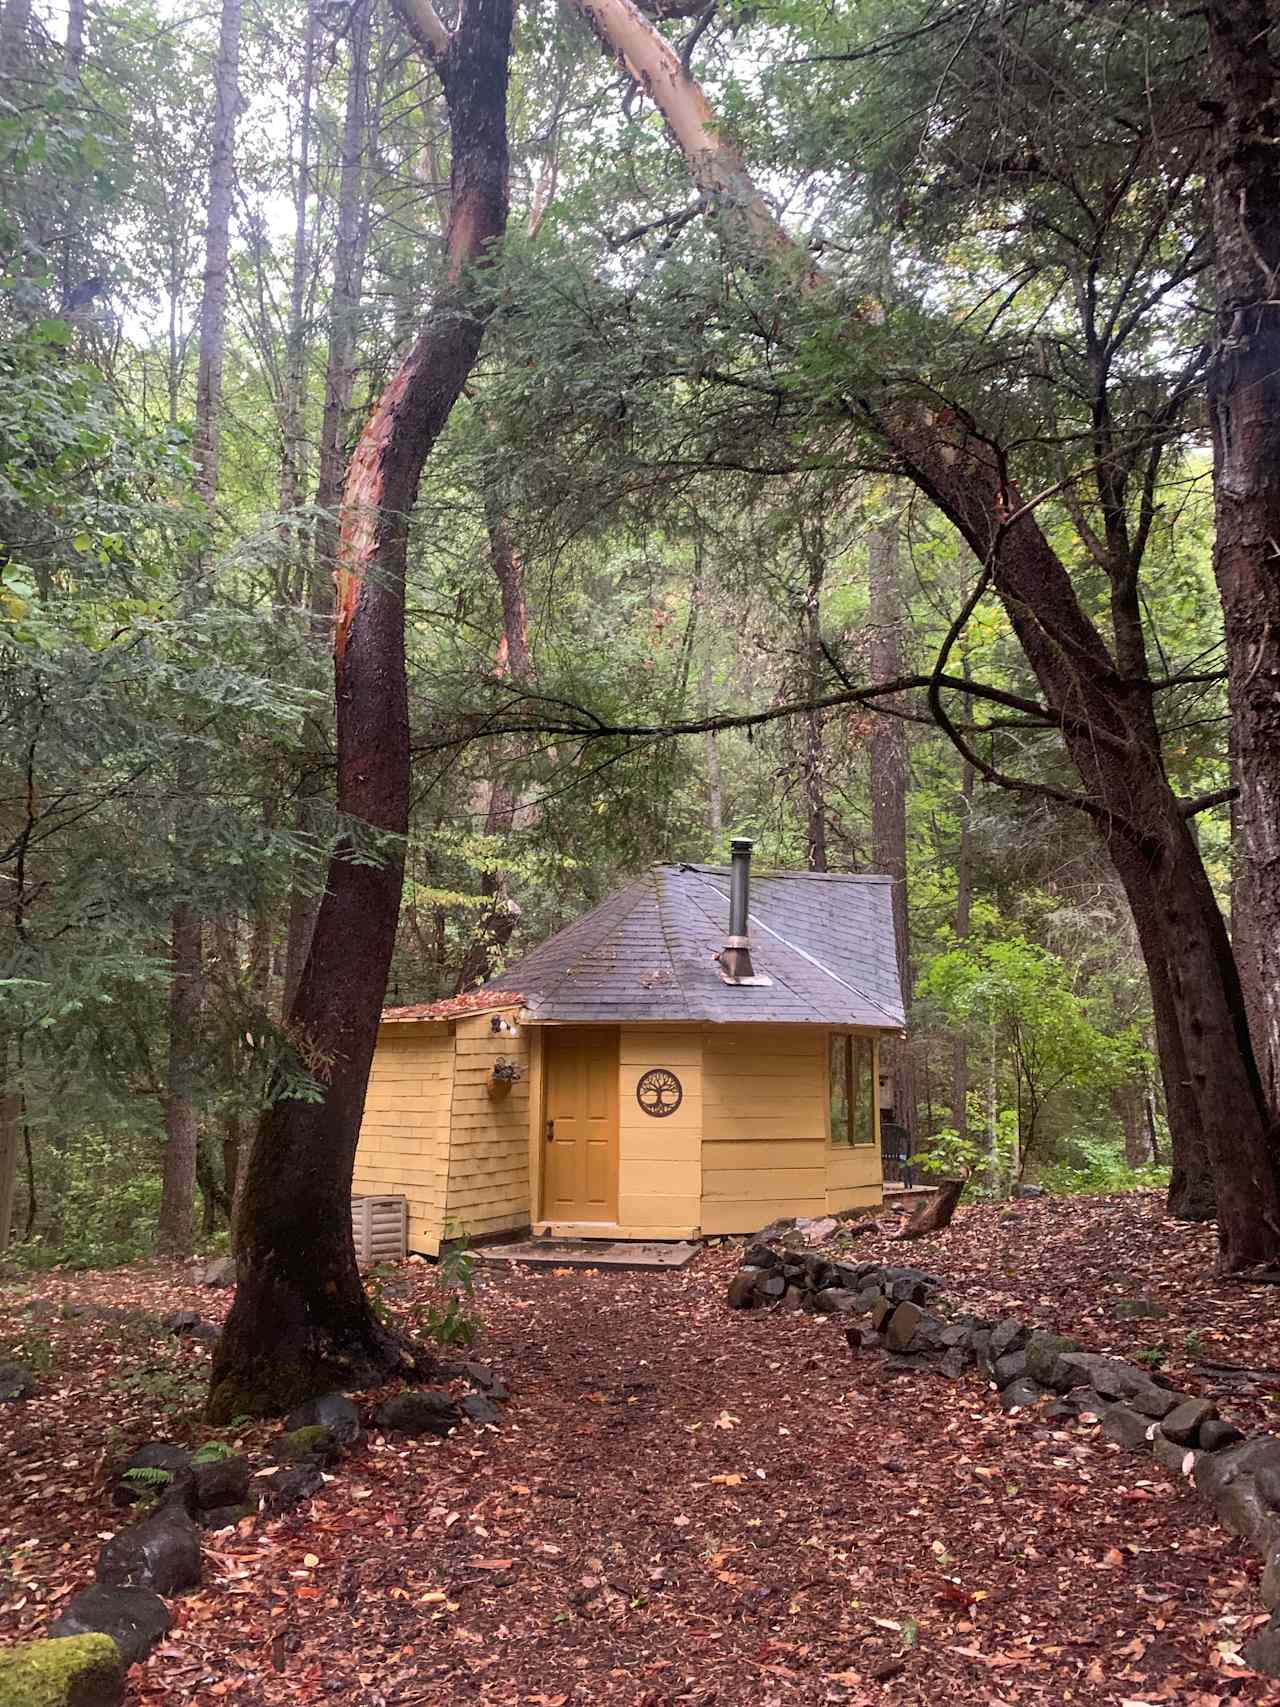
(481, 863), (905, 1028)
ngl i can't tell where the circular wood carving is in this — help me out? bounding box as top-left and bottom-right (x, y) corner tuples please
(636, 1067), (683, 1117)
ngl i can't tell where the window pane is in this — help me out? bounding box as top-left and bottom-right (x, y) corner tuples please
(853, 1036), (875, 1145)
(829, 1035), (849, 1144)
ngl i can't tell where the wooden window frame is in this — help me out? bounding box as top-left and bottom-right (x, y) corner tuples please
(827, 1032), (878, 1148)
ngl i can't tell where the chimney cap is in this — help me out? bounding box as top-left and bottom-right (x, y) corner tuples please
(730, 835), (754, 852)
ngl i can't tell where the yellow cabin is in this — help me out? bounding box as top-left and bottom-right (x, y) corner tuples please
(353, 839), (907, 1254)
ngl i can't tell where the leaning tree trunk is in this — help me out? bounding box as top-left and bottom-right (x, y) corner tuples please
(1206, 0), (1280, 1121)
(156, 0), (242, 1256)
(283, 0), (374, 1015)
(208, 0), (513, 1420)
(868, 517), (918, 1146)
(576, 0), (1280, 1269)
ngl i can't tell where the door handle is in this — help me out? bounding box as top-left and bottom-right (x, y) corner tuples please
(545, 1119), (555, 1143)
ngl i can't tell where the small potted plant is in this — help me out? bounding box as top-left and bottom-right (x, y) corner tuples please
(488, 1056), (523, 1099)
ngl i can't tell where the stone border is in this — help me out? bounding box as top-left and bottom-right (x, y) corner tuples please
(727, 1242), (1280, 1677)
(0, 1357), (511, 1703)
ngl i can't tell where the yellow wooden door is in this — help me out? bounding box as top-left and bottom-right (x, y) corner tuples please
(542, 1027), (619, 1222)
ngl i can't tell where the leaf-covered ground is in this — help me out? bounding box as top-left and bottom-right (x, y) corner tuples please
(2, 1191), (1279, 1706)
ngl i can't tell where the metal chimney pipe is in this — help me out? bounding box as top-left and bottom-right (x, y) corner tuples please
(721, 836), (756, 980)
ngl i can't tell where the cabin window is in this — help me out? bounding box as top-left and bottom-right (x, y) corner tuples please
(829, 1034), (875, 1145)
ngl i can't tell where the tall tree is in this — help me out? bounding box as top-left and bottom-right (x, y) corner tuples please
(573, 0), (1280, 1266)
(156, 0), (243, 1255)
(1206, 0), (1280, 1115)
(868, 516), (917, 1144)
(208, 0), (514, 1418)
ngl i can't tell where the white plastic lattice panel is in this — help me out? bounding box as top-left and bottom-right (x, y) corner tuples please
(351, 1195), (407, 1266)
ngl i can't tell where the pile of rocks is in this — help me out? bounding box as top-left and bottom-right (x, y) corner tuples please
(725, 1245), (1280, 1677)
(726, 1242), (941, 1318)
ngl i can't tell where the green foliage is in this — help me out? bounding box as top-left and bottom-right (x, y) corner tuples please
(413, 1225), (482, 1349)
(190, 1440), (234, 1465)
(121, 1465), (173, 1488)
(1038, 1138), (1169, 1197)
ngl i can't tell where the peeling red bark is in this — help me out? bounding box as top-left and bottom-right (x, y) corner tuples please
(209, 0), (513, 1420)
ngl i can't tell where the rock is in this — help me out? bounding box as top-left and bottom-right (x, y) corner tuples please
(48, 1584), (171, 1666)
(1111, 1296), (1168, 1320)
(1051, 1352), (1152, 1400)
(1217, 1480), (1275, 1545)
(96, 1506), (201, 1595)
(800, 1215), (838, 1246)
(1014, 1184), (1044, 1198)
(881, 1353), (933, 1376)
(461, 1392), (501, 1426)
(1000, 1377), (1047, 1411)
(939, 1323), (972, 1348)
(993, 1351), (1028, 1389)
(742, 1244), (781, 1271)
(261, 1467), (324, 1512)
(989, 1319), (1028, 1359)
(1194, 1436), (1280, 1505)
(110, 1442), (195, 1511)
(161, 1309), (201, 1336)
(845, 1325), (883, 1352)
(1258, 1467), (1280, 1515)
(1160, 1397), (1217, 1447)
(1243, 1611), (1280, 1679)
(200, 1256), (237, 1288)
(1263, 1546), (1280, 1612)
(885, 1301), (923, 1352)
(1153, 1432), (1197, 1477)
(462, 1363), (509, 1402)
(192, 1455), (251, 1507)
(284, 1391), (362, 1445)
(1045, 1387), (1109, 1422)
(0, 1362), (35, 1402)
(889, 1274), (928, 1305)
(1128, 1385), (1182, 1420)
(200, 1503), (255, 1530)
(1100, 1404), (1153, 1451)
(781, 1284), (806, 1311)
(1024, 1331), (1080, 1387)
(812, 1287), (863, 1315)
(377, 1391), (462, 1437)
(970, 1328), (992, 1369)
(870, 1297), (895, 1332)
(278, 1426), (340, 1464)
(726, 1269), (761, 1309)
(1200, 1418), (1245, 1452)
(0, 1634), (123, 1707)
(757, 1273), (786, 1301)
(939, 1346), (972, 1380)
(188, 1322), (220, 1344)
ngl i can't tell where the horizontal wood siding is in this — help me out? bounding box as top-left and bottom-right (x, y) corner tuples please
(444, 1013), (531, 1241)
(354, 1025), (452, 1255)
(701, 1025), (829, 1235)
(618, 1028), (702, 1232)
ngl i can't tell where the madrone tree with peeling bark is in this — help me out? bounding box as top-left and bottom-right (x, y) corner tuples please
(565, 0), (1280, 1268)
(207, 0), (513, 1420)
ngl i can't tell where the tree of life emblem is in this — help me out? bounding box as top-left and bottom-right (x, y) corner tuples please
(636, 1067), (683, 1117)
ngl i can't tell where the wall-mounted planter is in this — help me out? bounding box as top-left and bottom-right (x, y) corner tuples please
(487, 1057), (522, 1099)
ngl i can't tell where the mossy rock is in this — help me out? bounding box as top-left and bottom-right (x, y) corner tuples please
(1025, 1330), (1080, 1387)
(0, 1634), (123, 1707)
(278, 1424), (340, 1463)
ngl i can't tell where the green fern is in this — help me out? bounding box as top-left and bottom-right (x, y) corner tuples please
(191, 1441), (233, 1465)
(122, 1466), (174, 1488)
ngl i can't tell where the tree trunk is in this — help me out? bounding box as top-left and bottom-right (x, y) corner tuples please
(1206, 0), (1280, 1120)
(896, 1176), (964, 1239)
(950, 733), (974, 1140)
(283, 0), (373, 1013)
(278, 0), (318, 568)
(801, 546), (827, 872)
(158, 0), (242, 1258)
(0, 1089), (17, 1254)
(63, 0), (85, 70)
(868, 517), (916, 1145)
(574, 0), (1280, 1268)
(453, 487), (531, 992)
(208, 0), (513, 1420)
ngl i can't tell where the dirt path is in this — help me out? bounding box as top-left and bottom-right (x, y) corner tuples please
(2, 1193), (1278, 1704)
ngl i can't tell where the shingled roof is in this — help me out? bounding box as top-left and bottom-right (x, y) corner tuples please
(479, 864), (905, 1028)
